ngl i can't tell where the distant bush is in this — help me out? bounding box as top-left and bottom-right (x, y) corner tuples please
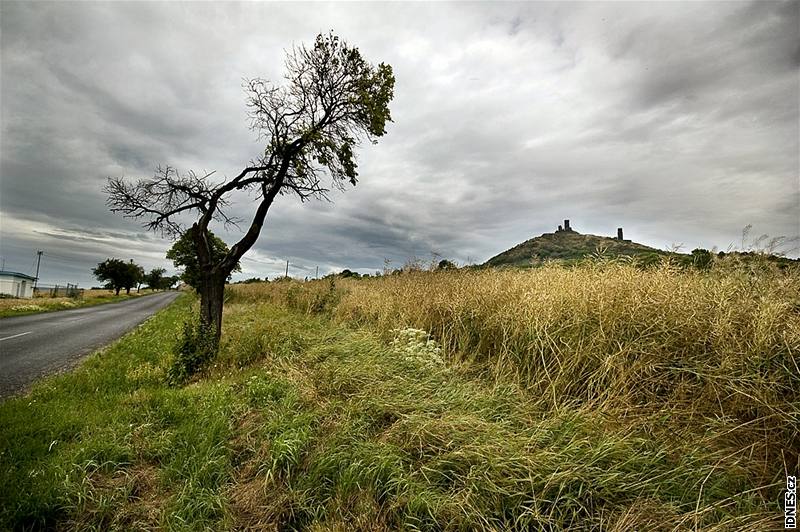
(634, 251), (664, 268)
(691, 248), (713, 269)
(437, 259), (457, 270)
(235, 277), (264, 284)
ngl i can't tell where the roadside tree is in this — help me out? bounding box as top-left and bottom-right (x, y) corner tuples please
(166, 229), (239, 292)
(145, 268), (167, 290)
(92, 259), (144, 295)
(106, 32), (394, 353)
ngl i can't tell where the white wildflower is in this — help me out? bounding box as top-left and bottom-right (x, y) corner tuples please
(390, 327), (445, 368)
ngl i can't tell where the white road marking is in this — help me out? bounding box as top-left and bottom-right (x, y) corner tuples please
(0, 331), (32, 342)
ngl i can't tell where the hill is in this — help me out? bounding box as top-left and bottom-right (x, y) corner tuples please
(485, 222), (665, 267)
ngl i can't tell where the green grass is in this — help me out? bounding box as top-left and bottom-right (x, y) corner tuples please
(0, 290), (167, 319)
(1, 280), (787, 530)
(0, 295), (238, 529)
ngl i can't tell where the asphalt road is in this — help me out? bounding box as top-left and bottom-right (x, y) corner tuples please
(0, 291), (180, 398)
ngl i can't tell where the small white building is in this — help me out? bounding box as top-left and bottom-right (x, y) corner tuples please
(0, 271), (36, 298)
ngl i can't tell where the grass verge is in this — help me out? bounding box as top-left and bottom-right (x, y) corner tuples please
(2, 262), (793, 529)
(0, 290), (170, 319)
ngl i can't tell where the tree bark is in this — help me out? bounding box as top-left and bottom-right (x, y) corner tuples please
(199, 272), (226, 344)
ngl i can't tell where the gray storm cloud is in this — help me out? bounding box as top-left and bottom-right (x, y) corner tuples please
(1, 1), (797, 287)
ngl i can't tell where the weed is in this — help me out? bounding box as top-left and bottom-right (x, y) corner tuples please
(167, 319), (219, 385)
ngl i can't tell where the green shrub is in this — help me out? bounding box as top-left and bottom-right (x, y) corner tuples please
(691, 248), (713, 269)
(167, 320), (218, 385)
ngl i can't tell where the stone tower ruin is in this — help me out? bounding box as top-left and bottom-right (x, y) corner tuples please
(556, 219), (575, 233)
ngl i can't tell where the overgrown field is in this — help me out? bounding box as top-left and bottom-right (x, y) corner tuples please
(0, 289), (161, 318)
(1, 260), (797, 530)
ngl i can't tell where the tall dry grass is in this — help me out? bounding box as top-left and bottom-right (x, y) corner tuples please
(341, 264), (798, 411)
(231, 260), (800, 504)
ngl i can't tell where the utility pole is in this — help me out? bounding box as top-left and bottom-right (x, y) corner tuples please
(285, 260), (289, 279)
(34, 250), (43, 289)
(315, 266), (319, 280)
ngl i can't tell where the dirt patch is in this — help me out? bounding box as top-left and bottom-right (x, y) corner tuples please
(62, 464), (167, 530)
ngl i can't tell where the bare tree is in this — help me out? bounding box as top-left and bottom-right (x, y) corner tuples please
(106, 33), (394, 346)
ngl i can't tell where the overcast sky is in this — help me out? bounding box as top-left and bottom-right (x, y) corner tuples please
(1, 1), (798, 287)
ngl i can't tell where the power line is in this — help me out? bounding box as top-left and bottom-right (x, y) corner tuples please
(44, 252), (93, 264)
(240, 254), (315, 274)
(40, 255), (75, 265)
(43, 252), (75, 261)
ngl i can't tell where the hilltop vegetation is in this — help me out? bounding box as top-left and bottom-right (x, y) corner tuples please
(483, 227), (799, 271)
(1, 255), (796, 530)
(484, 229), (668, 267)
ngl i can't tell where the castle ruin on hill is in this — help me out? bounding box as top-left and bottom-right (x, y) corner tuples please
(555, 219), (630, 241)
(556, 219), (575, 233)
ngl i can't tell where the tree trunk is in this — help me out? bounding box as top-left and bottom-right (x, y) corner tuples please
(199, 273), (225, 345)
(115, 286), (121, 295)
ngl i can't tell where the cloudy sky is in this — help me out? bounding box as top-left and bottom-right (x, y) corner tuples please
(1, 1), (798, 287)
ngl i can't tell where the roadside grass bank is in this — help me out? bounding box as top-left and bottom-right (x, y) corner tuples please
(1, 260), (795, 530)
(0, 289), (171, 319)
